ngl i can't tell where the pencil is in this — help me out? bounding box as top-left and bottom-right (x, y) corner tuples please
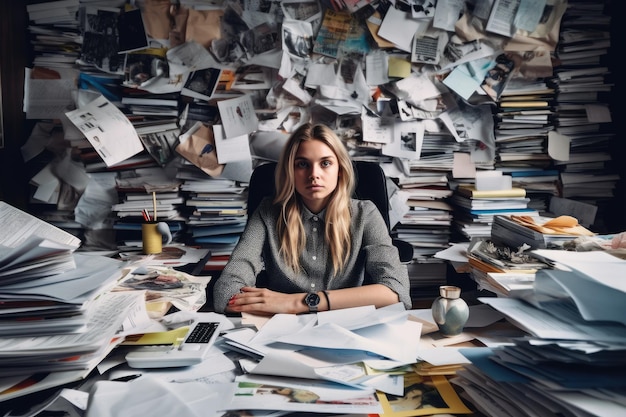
(152, 191), (157, 221)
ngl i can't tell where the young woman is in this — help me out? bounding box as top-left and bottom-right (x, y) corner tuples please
(213, 123), (411, 315)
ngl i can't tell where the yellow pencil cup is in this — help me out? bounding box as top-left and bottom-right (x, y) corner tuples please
(142, 222), (163, 254)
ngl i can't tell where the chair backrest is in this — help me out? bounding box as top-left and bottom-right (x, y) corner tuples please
(246, 161), (390, 229)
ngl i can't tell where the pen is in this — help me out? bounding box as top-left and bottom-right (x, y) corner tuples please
(142, 208), (150, 222)
(152, 191), (158, 221)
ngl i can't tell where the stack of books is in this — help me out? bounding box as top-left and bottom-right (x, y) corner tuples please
(113, 167), (185, 247)
(548, 1), (617, 233)
(121, 94), (180, 118)
(27, 1), (81, 69)
(451, 185), (538, 241)
(495, 79), (556, 171)
(179, 166), (248, 268)
(407, 260), (449, 306)
(392, 134), (479, 260)
(112, 191), (184, 220)
(396, 186), (454, 260)
(497, 167), (560, 212)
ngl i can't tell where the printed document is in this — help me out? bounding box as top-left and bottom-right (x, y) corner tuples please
(64, 95), (144, 167)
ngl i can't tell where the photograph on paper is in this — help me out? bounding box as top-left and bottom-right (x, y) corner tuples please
(376, 373), (472, 416)
(227, 375), (382, 415)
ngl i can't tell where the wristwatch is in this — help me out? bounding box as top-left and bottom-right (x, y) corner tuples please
(303, 292), (320, 313)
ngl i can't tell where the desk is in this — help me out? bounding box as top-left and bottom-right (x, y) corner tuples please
(0, 307), (490, 417)
(2, 289), (625, 417)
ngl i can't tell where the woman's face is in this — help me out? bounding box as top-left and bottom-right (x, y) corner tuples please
(406, 387), (423, 401)
(293, 139), (340, 213)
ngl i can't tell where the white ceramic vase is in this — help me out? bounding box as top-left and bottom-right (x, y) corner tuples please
(431, 285), (469, 337)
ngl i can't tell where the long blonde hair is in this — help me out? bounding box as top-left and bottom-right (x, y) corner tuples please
(274, 123), (355, 276)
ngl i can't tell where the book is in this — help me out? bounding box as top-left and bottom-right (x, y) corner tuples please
(84, 153), (157, 173)
(468, 254), (539, 275)
(202, 254), (231, 270)
(186, 199), (246, 207)
(125, 192), (180, 201)
(559, 172), (620, 186)
(456, 186), (527, 199)
(112, 198), (184, 211)
(191, 224), (246, 237)
(483, 272), (536, 298)
(121, 96), (178, 107)
(509, 169), (559, 178)
(452, 195), (530, 210)
(498, 98), (552, 108)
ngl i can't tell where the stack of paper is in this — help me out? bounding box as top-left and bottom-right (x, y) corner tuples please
(218, 304), (472, 415)
(0, 202), (144, 401)
(0, 290), (143, 402)
(466, 239), (549, 275)
(548, 2), (618, 218)
(457, 250), (626, 416)
(179, 171), (248, 265)
(27, 0), (81, 69)
(390, 135), (468, 260)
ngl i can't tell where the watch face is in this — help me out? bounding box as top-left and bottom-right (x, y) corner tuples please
(305, 292), (320, 308)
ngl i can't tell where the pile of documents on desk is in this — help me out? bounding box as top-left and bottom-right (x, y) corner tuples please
(87, 305), (475, 417)
(453, 249), (626, 416)
(0, 202), (145, 402)
(111, 263), (212, 318)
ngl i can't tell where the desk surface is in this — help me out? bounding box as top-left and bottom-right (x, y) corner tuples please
(2, 297), (623, 417)
(0, 309), (488, 417)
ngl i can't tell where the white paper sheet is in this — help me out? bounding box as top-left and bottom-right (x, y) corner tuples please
(64, 95), (144, 167)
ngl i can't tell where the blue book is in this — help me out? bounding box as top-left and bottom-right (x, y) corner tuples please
(193, 234), (241, 244)
(509, 170), (559, 177)
(191, 224), (246, 237)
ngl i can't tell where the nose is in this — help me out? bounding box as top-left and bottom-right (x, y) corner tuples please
(309, 166), (321, 180)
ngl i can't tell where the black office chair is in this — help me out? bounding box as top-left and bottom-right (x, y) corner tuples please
(246, 160), (414, 263)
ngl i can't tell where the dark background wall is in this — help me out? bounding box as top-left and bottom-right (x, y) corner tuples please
(1, 1), (624, 232)
(0, 1), (30, 210)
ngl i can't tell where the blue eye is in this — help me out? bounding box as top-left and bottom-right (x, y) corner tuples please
(321, 160), (332, 167)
